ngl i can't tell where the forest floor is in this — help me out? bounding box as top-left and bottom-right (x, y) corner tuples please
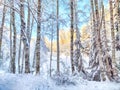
(0, 71), (120, 90)
(0, 52), (120, 90)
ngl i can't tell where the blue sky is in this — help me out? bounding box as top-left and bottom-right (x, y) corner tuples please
(59, 0), (91, 29)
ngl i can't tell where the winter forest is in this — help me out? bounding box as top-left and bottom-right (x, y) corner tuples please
(0, 0), (120, 90)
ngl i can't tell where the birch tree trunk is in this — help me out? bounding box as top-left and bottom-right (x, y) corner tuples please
(32, 46), (36, 69)
(20, 0), (30, 73)
(118, 0), (120, 40)
(9, 2), (12, 73)
(21, 46), (25, 73)
(101, 2), (112, 81)
(109, 0), (116, 67)
(18, 33), (22, 73)
(73, 0), (83, 73)
(89, 0), (106, 81)
(56, 0), (60, 74)
(10, 0), (16, 73)
(94, 0), (105, 81)
(35, 0), (41, 74)
(27, 0), (31, 43)
(118, 1), (120, 50)
(70, 0), (75, 73)
(50, 21), (54, 77)
(0, 1), (6, 53)
(89, 0), (97, 66)
(115, 0), (120, 50)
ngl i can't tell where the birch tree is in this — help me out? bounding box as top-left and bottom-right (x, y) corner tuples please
(109, 0), (116, 67)
(89, 0), (97, 67)
(50, 21), (54, 77)
(89, 0), (106, 81)
(27, 0), (31, 43)
(10, 0), (16, 73)
(56, 0), (60, 74)
(35, 0), (41, 74)
(70, 0), (75, 73)
(0, 0), (6, 54)
(114, 0), (120, 50)
(20, 0), (30, 73)
(9, 1), (12, 73)
(73, 0), (85, 74)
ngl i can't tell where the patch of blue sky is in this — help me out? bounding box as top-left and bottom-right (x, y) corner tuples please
(3, 0), (109, 39)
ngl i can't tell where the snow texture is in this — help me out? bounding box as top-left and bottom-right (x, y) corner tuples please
(0, 71), (120, 90)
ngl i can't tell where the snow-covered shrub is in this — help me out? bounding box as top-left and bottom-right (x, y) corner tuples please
(116, 63), (120, 72)
(52, 73), (77, 86)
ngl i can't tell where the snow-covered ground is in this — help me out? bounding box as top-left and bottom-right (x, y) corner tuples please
(0, 52), (120, 90)
(0, 71), (120, 90)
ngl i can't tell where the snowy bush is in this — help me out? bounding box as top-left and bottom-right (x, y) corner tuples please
(116, 63), (120, 71)
(52, 73), (77, 86)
